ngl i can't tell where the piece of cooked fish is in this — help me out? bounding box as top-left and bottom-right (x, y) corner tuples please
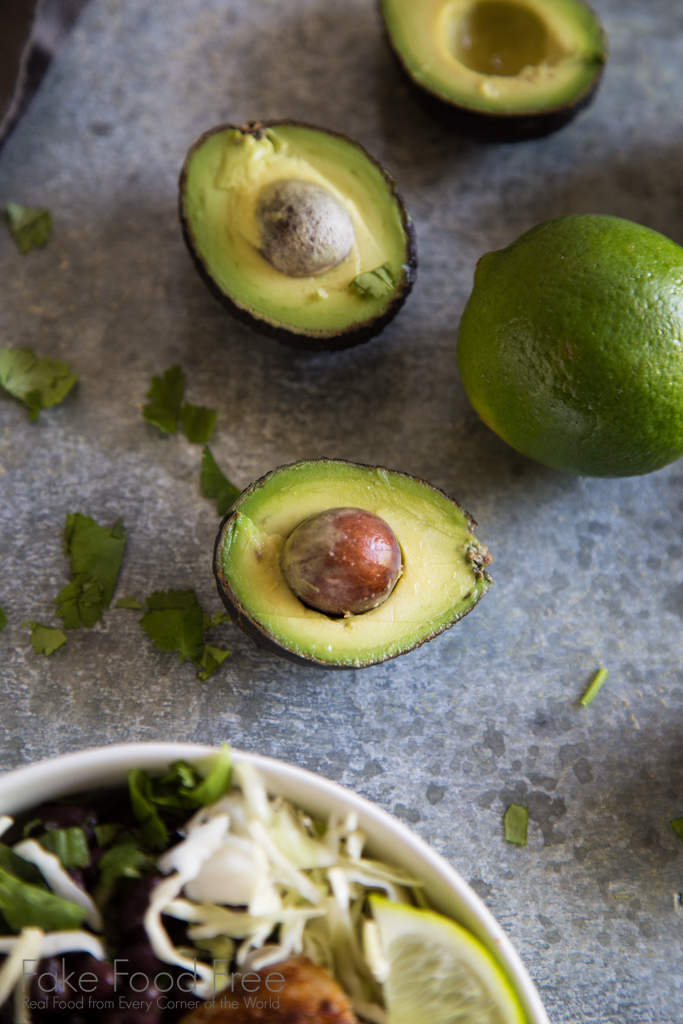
(181, 955), (359, 1023)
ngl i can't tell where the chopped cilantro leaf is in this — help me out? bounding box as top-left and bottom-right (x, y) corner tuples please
(181, 403), (217, 444)
(6, 202), (52, 254)
(211, 610), (229, 627)
(115, 596), (143, 610)
(56, 514), (127, 629)
(0, 865), (87, 932)
(0, 345), (78, 420)
(197, 644), (231, 682)
(96, 839), (155, 905)
(504, 804), (529, 846)
(140, 589), (205, 664)
(580, 667), (609, 707)
(0, 607), (6, 631)
(38, 827), (90, 869)
(0, 847), (44, 885)
(139, 588), (230, 679)
(65, 513), (127, 606)
(200, 445), (241, 515)
(160, 761), (199, 791)
(22, 622), (66, 656)
(128, 770), (170, 851)
(95, 824), (124, 848)
(143, 365), (185, 433)
(183, 746), (232, 805)
(349, 263), (395, 299)
(125, 749), (232, 856)
(143, 366), (216, 441)
(670, 819), (683, 842)
(56, 573), (104, 629)
(127, 756), (232, 851)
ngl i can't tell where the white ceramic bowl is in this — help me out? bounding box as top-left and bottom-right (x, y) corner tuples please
(0, 743), (550, 1024)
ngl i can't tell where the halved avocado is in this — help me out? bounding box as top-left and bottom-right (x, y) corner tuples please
(179, 122), (417, 351)
(213, 459), (492, 669)
(380, 0), (607, 142)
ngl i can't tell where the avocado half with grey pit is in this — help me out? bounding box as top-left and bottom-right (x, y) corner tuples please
(213, 459), (492, 669)
(380, 0), (606, 142)
(179, 122), (417, 351)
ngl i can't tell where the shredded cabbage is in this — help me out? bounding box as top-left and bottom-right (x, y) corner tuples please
(144, 766), (422, 1020)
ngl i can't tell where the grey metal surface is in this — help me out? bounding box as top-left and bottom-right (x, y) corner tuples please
(0, 0), (682, 1020)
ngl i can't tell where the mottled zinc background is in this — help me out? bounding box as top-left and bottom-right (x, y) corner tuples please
(1, 0), (683, 1020)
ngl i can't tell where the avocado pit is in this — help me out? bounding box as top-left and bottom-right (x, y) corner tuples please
(280, 507), (403, 616)
(257, 179), (355, 278)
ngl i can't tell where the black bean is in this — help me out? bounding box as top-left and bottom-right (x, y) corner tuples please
(117, 876), (163, 939)
(122, 984), (163, 1024)
(31, 804), (97, 838)
(68, 867), (86, 888)
(31, 957), (71, 1002)
(71, 954), (116, 999)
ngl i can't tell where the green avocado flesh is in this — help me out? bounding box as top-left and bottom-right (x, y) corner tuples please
(216, 461), (492, 667)
(380, 0), (605, 115)
(181, 125), (411, 337)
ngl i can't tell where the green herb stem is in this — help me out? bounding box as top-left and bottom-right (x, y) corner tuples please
(581, 668), (609, 707)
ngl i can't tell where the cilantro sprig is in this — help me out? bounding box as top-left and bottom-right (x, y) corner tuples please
(200, 446), (241, 515)
(143, 365), (216, 442)
(56, 513), (128, 630)
(139, 588), (230, 680)
(0, 345), (78, 420)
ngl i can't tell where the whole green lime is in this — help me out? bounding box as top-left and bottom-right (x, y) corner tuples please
(457, 214), (683, 476)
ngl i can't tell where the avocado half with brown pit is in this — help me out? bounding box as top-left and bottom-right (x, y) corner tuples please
(213, 459), (492, 669)
(380, 0), (607, 142)
(179, 122), (417, 351)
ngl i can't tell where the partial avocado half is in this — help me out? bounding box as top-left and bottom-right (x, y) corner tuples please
(380, 0), (607, 142)
(213, 459), (492, 669)
(179, 121), (417, 351)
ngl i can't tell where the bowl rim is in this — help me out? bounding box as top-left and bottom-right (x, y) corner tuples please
(0, 741), (550, 1024)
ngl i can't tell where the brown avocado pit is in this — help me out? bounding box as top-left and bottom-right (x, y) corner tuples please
(280, 507), (403, 616)
(179, 121), (417, 351)
(257, 179), (355, 278)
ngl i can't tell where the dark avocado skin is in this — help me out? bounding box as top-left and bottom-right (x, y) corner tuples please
(179, 121), (418, 352)
(380, 12), (607, 144)
(212, 458), (493, 670)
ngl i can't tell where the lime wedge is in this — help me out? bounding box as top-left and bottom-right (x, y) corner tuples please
(369, 896), (527, 1024)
